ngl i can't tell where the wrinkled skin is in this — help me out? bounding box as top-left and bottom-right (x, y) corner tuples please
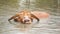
(8, 10), (39, 24)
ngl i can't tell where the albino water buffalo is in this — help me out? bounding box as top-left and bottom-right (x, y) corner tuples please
(8, 10), (49, 24)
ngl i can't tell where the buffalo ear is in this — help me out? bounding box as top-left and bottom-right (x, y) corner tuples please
(31, 14), (39, 22)
(8, 13), (19, 21)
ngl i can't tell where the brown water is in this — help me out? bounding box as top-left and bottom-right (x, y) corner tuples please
(0, 0), (60, 34)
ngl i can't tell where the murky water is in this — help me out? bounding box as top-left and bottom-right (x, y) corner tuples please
(0, 0), (60, 34)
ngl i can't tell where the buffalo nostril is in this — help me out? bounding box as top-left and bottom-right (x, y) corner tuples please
(24, 20), (29, 22)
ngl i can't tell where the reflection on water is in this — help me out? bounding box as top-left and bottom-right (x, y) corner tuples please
(0, 0), (60, 34)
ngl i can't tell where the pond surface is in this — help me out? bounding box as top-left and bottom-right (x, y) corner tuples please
(0, 0), (60, 34)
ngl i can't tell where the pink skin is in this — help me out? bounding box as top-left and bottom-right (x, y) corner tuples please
(31, 12), (49, 19)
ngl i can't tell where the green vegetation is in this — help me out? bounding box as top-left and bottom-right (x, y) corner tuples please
(0, 0), (58, 9)
(0, 0), (19, 8)
(35, 0), (58, 9)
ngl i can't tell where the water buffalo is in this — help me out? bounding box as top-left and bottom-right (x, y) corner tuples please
(8, 10), (49, 24)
